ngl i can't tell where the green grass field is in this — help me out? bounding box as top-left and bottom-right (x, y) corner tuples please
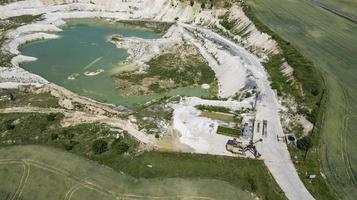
(0, 146), (255, 200)
(216, 125), (242, 137)
(200, 111), (235, 122)
(0, 112), (286, 200)
(92, 150), (285, 200)
(247, 0), (357, 199)
(0, 89), (59, 109)
(321, 0), (357, 15)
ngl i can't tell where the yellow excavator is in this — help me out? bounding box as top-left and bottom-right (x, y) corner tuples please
(226, 138), (263, 158)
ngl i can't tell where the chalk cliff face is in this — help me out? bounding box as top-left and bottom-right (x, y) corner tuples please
(0, 0), (278, 55)
(0, 0), (280, 87)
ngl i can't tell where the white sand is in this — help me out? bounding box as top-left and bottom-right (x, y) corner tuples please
(5, 32), (60, 55)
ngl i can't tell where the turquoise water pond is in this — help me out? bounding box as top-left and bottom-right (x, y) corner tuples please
(20, 19), (209, 106)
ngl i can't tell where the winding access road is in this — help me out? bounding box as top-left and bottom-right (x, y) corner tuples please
(180, 22), (314, 200)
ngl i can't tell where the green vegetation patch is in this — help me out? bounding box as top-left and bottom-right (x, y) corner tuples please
(289, 139), (338, 200)
(0, 112), (63, 145)
(242, 4), (324, 123)
(217, 125), (242, 137)
(0, 145), (254, 200)
(0, 113), (132, 155)
(219, 13), (236, 30)
(200, 111), (236, 122)
(320, 0), (357, 16)
(118, 20), (173, 35)
(244, 1), (353, 199)
(92, 150), (285, 200)
(0, 89), (59, 109)
(287, 90), (338, 200)
(195, 104), (231, 113)
(114, 44), (216, 96)
(0, 109), (284, 199)
(132, 96), (177, 136)
(0, 111), (284, 199)
(0, 14), (42, 67)
(0, 163), (23, 199)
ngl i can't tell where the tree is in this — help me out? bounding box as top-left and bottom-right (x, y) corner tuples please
(6, 123), (15, 130)
(190, 0), (194, 7)
(47, 113), (57, 122)
(92, 139), (108, 154)
(115, 142), (130, 154)
(201, 3), (205, 9)
(297, 136), (313, 160)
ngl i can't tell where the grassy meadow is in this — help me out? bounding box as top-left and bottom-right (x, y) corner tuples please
(321, 0), (357, 15)
(247, 0), (357, 199)
(0, 112), (286, 200)
(0, 146), (255, 200)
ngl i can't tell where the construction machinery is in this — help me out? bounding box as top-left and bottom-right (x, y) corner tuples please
(226, 138), (263, 158)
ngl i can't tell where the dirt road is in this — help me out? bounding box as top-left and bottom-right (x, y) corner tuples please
(0, 106), (155, 145)
(180, 23), (314, 200)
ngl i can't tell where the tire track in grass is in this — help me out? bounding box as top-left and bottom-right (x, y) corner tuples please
(64, 184), (83, 200)
(122, 193), (215, 200)
(8, 160), (30, 200)
(16, 162), (30, 200)
(309, 0), (357, 23)
(24, 159), (110, 192)
(2, 159), (223, 200)
(340, 88), (357, 191)
(0, 160), (25, 200)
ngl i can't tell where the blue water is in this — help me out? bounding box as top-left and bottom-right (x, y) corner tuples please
(20, 19), (209, 106)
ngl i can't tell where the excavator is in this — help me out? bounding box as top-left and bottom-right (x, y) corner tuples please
(226, 138), (263, 158)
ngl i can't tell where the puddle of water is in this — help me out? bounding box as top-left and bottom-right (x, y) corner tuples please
(20, 19), (209, 106)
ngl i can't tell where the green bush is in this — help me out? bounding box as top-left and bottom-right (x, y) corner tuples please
(50, 133), (58, 141)
(219, 14), (236, 30)
(247, 176), (257, 192)
(63, 140), (79, 151)
(297, 136), (313, 160)
(148, 83), (164, 93)
(47, 113), (57, 122)
(5, 122), (15, 130)
(92, 139), (108, 154)
(201, 3), (206, 9)
(297, 136), (313, 151)
(195, 105), (231, 113)
(115, 142), (130, 154)
(111, 138), (130, 154)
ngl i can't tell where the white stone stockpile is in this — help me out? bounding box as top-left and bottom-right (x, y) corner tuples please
(172, 102), (235, 156)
